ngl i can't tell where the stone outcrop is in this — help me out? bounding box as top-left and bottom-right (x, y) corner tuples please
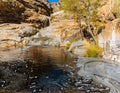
(0, 23), (38, 50)
(0, 0), (52, 27)
(0, 0), (25, 23)
(29, 18), (81, 47)
(98, 0), (118, 22)
(99, 19), (120, 46)
(98, 19), (120, 62)
(0, 0), (54, 50)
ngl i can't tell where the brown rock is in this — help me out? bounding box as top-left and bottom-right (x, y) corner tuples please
(0, 0), (52, 26)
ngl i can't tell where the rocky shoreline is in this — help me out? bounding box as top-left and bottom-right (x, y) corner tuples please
(0, 46), (110, 93)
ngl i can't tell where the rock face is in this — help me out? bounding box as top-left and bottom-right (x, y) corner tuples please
(19, 26), (38, 38)
(29, 18), (81, 47)
(99, 19), (120, 45)
(0, 0), (25, 23)
(98, 0), (118, 22)
(0, 0), (52, 27)
(0, 23), (37, 50)
(0, 0), (54, 50)
(0, 13), (81, 50)
(98, 19), (120, 62)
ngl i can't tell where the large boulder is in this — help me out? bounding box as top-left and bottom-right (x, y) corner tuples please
(0, 23), (37, 50)
(98, 19), (120, 62)
(102, 19), (120, 44)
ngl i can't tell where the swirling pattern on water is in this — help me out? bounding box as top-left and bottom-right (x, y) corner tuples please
(77, 57), (120, 93)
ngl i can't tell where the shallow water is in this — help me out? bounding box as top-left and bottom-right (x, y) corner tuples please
(77, 57), (120, 93)
(0, 46), (110, 93)
(0, 46), (75, 93)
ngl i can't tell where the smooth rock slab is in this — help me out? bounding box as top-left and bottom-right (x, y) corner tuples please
(77, 57), (120, 93)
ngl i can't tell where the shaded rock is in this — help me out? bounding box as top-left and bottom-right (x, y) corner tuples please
(0, 0), (52, 28)
(23, 9), (50, 28)
(0, 0), (25, 23)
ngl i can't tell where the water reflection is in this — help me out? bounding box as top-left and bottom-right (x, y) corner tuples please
(0, 46), (74, 93)
(0, 46), (110, 93)
(23, 46), (73, 65)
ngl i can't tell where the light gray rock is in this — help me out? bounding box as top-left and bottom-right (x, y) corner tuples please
(68, 40), (83, 51)
(73, 47), (86, 56)
(77, 57), (120, 93)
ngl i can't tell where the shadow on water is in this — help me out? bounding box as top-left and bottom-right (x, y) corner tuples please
(0, 46), (76, 93)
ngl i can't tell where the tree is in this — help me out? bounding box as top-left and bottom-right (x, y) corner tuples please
(61, 0), (102, 44)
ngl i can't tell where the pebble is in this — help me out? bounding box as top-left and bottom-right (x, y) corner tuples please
(86, 90), (90, 92)
(105, 87), (110, 90)
(30, 85), (36, 88)
(39, 89), (42, 91)
(34, 76), (37, 78)
(33, 89), (36, 93)
(77, 86), (83, 90)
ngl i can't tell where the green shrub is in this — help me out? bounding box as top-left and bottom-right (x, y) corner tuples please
(85, 44), (103, 57)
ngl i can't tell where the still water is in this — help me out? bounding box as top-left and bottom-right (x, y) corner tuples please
(0, 46), (110, 93)
(0, 46), (76, 93)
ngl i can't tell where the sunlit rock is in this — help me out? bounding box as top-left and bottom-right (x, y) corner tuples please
(98, 19), (120, 62)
